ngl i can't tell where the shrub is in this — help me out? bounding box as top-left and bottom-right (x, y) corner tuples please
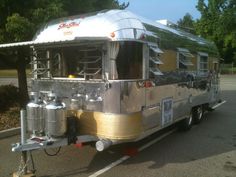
(0, 107), (20, 131)
(0, 85), (20, 111)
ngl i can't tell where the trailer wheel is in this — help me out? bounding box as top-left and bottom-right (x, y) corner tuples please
(193, 106), (204, 124)
(179, 111), (193, 131)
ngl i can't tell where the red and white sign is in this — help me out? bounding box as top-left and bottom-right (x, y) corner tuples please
(58, 21), (80, 30)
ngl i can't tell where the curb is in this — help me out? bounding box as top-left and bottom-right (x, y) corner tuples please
(0, 127), (20, 139)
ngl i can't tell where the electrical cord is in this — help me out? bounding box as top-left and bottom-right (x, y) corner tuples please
(44, 147), (61, 156)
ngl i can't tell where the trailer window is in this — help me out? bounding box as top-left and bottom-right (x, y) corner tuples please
(177, 48), (193, 70)
(116, 42), (143, 79)
(198, 53), (208, 73)
(149, 45), (163, 78)
(52, 47), (102, 79)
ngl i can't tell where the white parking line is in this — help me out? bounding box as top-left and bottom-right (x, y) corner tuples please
(212, 100), (226, 109)
(89, 129), (176, 177)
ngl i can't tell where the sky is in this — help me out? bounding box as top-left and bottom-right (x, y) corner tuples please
(119, 0), (201, 23)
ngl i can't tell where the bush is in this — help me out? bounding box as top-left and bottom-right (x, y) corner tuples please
(0, 85), (20, 112)
(0, 107), (20, 131)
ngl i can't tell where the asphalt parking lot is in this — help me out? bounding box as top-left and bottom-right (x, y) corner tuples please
(0, 75), (236, 177)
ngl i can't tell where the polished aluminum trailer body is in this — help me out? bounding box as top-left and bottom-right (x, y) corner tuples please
(0, 10), (220, 152)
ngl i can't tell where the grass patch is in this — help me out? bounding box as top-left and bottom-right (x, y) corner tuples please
(0, 69), (18, 77)
(221, 67), (236, 74)
(0, 69), (31, 77)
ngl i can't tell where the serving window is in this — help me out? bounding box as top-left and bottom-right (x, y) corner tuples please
(32, 44), (103, 79)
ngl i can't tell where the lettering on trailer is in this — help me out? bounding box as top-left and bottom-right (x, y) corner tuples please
(58, 21), (80, 30)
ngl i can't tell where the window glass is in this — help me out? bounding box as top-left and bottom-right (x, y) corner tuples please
(199, 55), (208, 73)
(179, 53), (188, 69)
(116, 42), (143, 79)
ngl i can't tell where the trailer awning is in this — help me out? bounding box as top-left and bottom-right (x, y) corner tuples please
(0, 37), (110, 50)
(0, 41), (35, 49)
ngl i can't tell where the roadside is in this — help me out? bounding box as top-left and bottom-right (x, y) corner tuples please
(220, 74), (236, 90)
(220, 63), (236, 75)
(0, 69), (31, 87)
(0, 78), (19, 87)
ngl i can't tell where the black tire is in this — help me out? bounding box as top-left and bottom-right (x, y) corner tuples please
(179, 111), (193, 131)
(193, 105), (204, 124)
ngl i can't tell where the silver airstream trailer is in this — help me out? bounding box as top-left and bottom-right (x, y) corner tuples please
(0, 9), (221, 161)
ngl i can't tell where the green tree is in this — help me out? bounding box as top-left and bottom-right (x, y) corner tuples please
(0, 0), (67, 108)
(0, 0), (128, 108)
(196, 0), (236, 63)
(177, 13), (196, 34)
(63, 0), (128, 15)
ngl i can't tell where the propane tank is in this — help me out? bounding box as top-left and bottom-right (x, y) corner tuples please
(70, 98), (79, 110)
(26, 92), (45, 135)
(45, 93), (67, 137)
(70, 93), (85, 110)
